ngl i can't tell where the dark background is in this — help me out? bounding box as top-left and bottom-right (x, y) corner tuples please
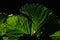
(0, 0), (60, 17)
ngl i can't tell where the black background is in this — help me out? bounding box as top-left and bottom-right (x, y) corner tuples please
(0, 0), (60, 17)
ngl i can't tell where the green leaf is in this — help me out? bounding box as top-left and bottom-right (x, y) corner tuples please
(0, 23), (7, 36)
(6, 15), (31, 38)
(50, 31), (60, 40)
(17, 15), (30, 34)
(50, 31), (60, 36)
(21, 4), (52, 35)
(6, 15), (18, 26)
(6, 30), (23, 38)
(0, 14), (7, 36)
(3, 37), (8, 40)
(6, 16), (18, 30)
(3, 36), (18, 40)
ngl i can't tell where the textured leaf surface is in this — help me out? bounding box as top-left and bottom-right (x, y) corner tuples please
(3, 37), (8, 40)
(0, 23), (7, 36)
(6, 15), (30, 38)
(0, 14), (7, 36)
(50, 31), (60, 40)
(21, 4), (52, 35)
(50, 31), (60, 36)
